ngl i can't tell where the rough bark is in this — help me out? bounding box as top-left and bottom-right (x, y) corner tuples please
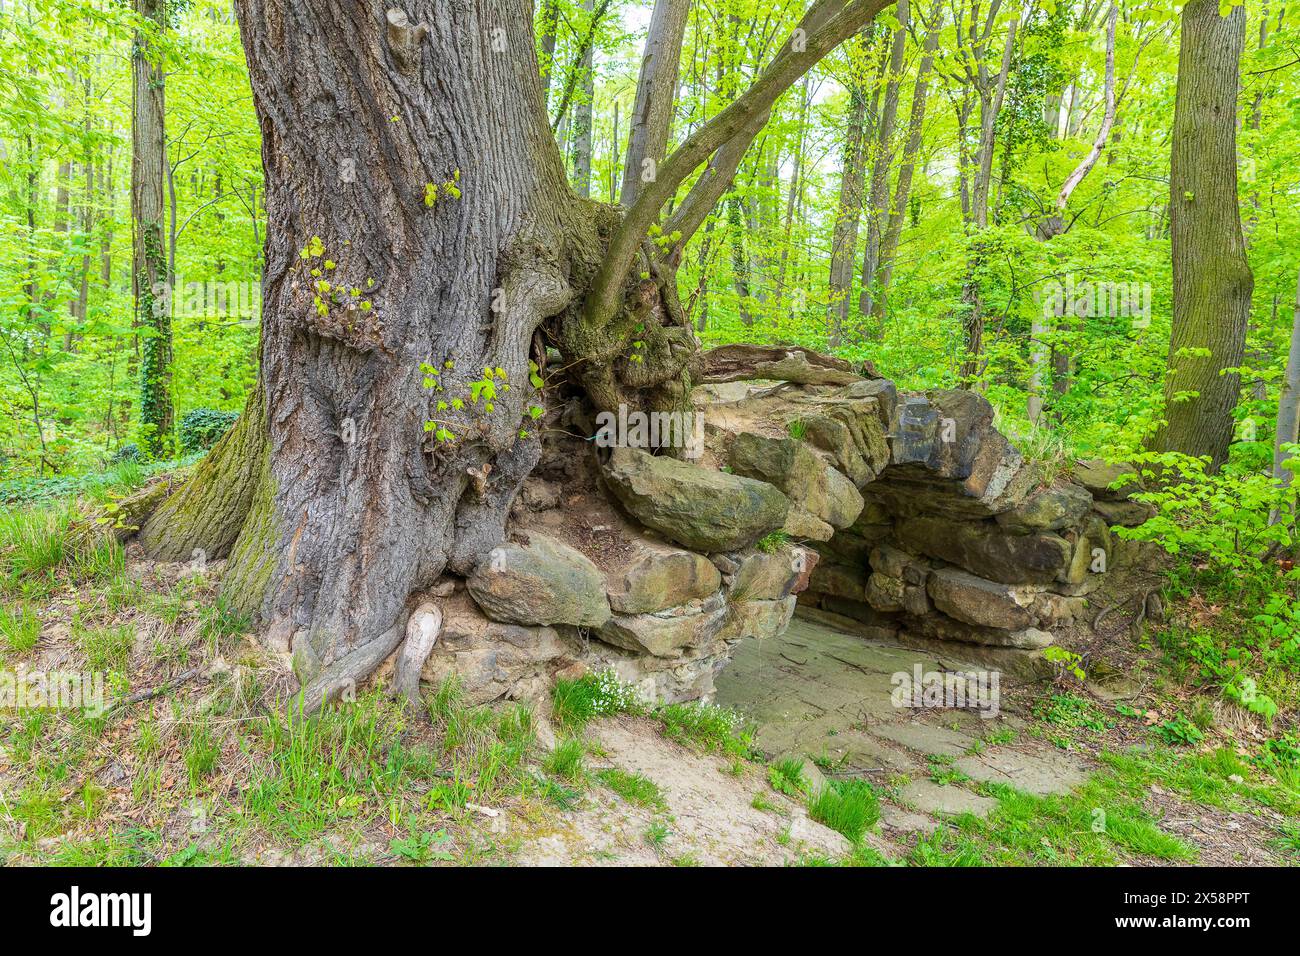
(827, 29), (876, 347)
(156, 0), (584, 712)
(132, 0), (172, 456)
(569, 0), (596, 196)
(140, 0), (895, 712)
(873, 0), (940, 322)
(619, 0), (691, 208)
(1148, 0), (1252, 471)
(858, 0), (908, 319)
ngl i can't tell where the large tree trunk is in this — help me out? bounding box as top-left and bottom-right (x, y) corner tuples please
(141, 0), (889, 712)
(1148, 0), (1252, 470)
(132, 0), (172, 457)
(143, 0), (585, 711)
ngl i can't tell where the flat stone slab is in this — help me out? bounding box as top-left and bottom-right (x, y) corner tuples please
(899, 780), (999, 818)
(953, 747), (1091, 797)
(879, 804), (940, 834)
(870, 720), (977, 758)
(714, 614), (1091, 832)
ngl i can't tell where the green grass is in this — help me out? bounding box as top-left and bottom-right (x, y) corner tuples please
(199, 594), (251, 649)
(808, 778), (880, 844)
(644, 819), (670, 850)
(184, 720), (222, 788)
(241, 690), (408, 841)
(944, 748), (1202, 865)
(0, 601), (40, 652)
(656, 701), (750, 756)
(0, 500), (76, 584)
(73, 622), (134, 673)
(596, 767), (664, 808)
(908, 830), (987, 866)
(543, 737), (587, 783)
(551, 669), (643, 728)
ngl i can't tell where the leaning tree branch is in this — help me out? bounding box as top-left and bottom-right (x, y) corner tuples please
(1051, 3), (1118, 222)
(585, 0), (893, 329)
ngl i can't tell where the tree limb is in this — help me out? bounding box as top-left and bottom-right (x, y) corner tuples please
(587, 0), (892, 329)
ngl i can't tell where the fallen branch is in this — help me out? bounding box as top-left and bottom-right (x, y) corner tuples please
(104, 666), (204, 719)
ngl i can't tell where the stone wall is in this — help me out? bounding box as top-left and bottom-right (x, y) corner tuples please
(390, 364), (1154, 706)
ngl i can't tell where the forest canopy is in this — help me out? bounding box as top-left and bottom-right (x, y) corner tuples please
(2, 0), (1296, 485)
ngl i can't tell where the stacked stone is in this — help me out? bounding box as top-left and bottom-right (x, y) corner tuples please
(418, 447), (823, 705)
(403, 373), (1154, 708)
(788, 389), (1154, 657)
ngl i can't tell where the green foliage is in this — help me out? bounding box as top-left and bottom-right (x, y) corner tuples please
(655, 701), (751, 756)
(178, 408), (239, 454)
(756, 531), (789, 554)
(808, 778), (880, 844)
(768, 757), (808, 797)
(1151, 714), (1205, 748)
(552, 669), (643, 727)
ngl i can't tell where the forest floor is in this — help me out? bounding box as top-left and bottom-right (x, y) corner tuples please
(2, 522), (1300, 866)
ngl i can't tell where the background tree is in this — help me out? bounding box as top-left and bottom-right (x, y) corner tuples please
(132, 0), (173, 457)
(1148, 0), (1253, 470)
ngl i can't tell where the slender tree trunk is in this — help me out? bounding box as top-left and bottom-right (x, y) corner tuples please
(620, 0), (690, 207)
(776, 77), (811, 310)
(827, 66), (869, 347)
(959, 11), (1017, 381)
(1030, 3), (1120, 422)
(132, 0), (172, 457)
(1148, 0), (1252, 471)
(1272, 270), (1300, 491)
(858, 0), (908, 319)
(538, 0), (559, 102)
(570, 0), (596, 196)
(873, 0), (940, 323)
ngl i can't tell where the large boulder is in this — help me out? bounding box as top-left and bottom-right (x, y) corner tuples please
(995, 481), (1093, 533)
(729, 548), (806, 601)
(807, 561), (869, 601)
(1091, 498), (1157, 528)
(467, 533), (611, 628)
(416, 595), (570, 706)
(926, 568), (1037, 631)
(598, 592), (728, 657)
(603, 447), (789, 552)
(608, 545), (722, 615)
(719, 596), (798, 642)
(727, 432), (864, 530)
(1073, 459), (1142, 500)
(869, 391), (1036, 519)
(896, 516), (1071, 585)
